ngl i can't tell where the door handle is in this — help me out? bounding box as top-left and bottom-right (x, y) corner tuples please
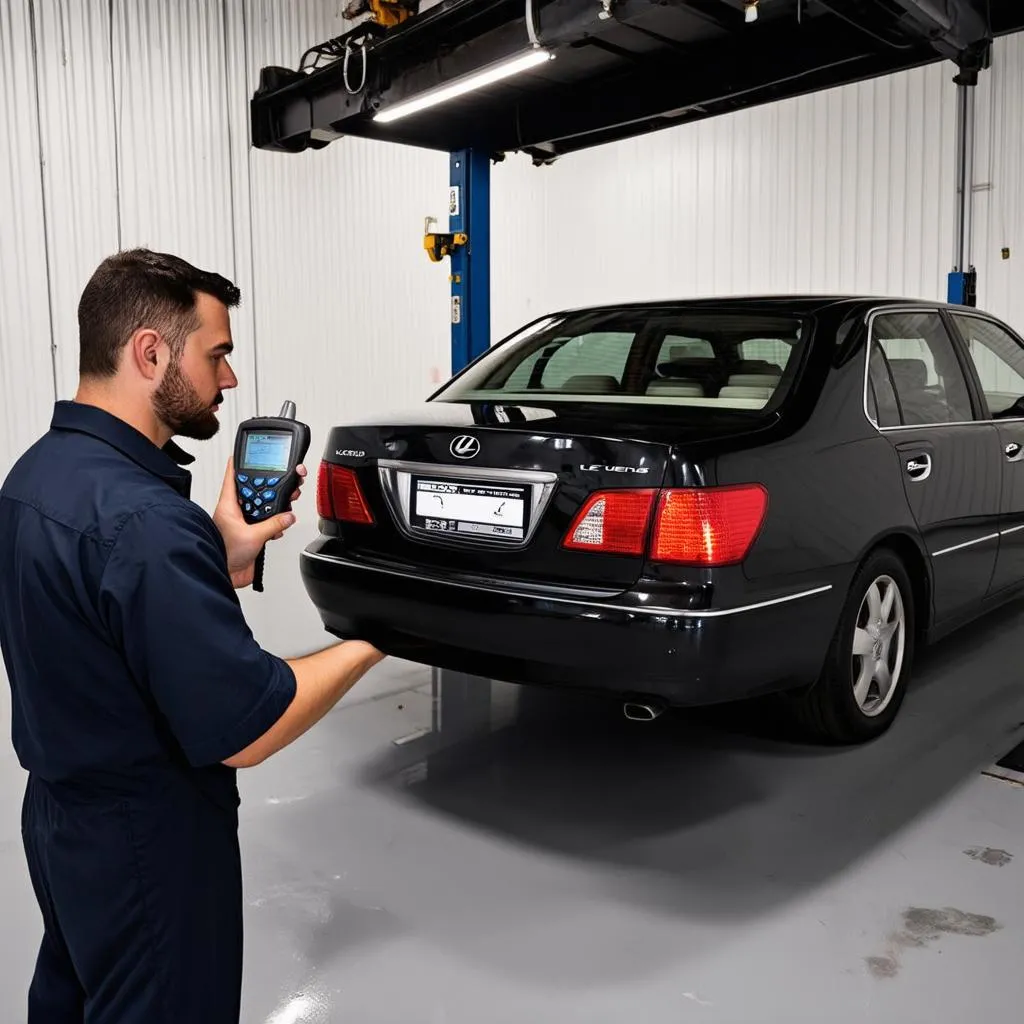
(905, 453), (932, 481)
(1005, 442), (1024, 462)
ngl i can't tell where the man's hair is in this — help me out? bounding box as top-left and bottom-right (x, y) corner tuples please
(77, 248), (241, 377)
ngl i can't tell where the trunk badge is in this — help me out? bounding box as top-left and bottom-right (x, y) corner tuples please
(450, 435), (480, 459)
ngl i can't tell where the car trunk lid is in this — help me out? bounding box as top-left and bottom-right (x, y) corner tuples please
(316, 401), (766, 591)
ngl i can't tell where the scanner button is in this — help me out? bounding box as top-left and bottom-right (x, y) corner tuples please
(267, 477), (280, 486)
(253, 478), (265, 487)
(244, 503), (252, 513)
(236, 473), (248, 483)
(254, 497), (263, 507)
(240, 486), (254, 498)
(261, 489), (276, 501)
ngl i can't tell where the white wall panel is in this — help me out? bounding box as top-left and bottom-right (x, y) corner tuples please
(240, 0), (449, 652)
(974, 32), (1024, 332)
(112, 0), (257, 513)
(0, 0), (58, 478)
(491, 61), (956, 342)
(31, 0), (120, 401)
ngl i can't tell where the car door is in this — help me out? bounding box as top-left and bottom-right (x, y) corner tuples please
(866, 309), (1002, 625)
(947, 312), (1024, 596)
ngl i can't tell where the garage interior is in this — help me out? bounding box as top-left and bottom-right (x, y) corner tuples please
(3, 0), (1024, 1020)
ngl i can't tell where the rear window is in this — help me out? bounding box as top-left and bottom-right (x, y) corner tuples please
(434, 309), (808, 412)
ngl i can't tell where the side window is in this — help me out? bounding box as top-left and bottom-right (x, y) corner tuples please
(952, 315), (1024, 418)
(871, 312), (973, 425)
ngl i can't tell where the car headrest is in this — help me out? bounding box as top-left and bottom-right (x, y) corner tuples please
(888, 358), (929, 391)
(559, 374), (620, 394)
(669, 345), (712, 362)
(646, 380), (704, 397)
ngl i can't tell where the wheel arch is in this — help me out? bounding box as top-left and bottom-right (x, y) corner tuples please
(857, 529), (932, 641)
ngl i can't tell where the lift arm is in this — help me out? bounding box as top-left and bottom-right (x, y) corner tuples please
(250, 0), (1022, 161)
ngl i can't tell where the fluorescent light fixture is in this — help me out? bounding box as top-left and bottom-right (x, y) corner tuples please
(374, 48), (554, 124)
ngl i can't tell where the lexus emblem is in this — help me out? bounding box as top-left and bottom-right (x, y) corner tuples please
(450, 435), (480, 459)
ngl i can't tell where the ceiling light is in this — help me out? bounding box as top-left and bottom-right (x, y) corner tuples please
(373, 48), (554, 124)
(744, 1), (759, 22)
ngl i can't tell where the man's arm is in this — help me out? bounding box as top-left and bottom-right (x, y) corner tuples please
(98, 502), (386, 772)
(223, 640), (385, 768)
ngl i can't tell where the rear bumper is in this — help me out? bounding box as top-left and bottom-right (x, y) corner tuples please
(299, 546), (845, 706)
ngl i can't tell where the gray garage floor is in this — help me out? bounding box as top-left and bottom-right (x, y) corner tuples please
(4, 607), (1024, 1023)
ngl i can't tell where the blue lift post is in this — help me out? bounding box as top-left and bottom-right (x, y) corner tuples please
(449, 149), (491, 373)
(948, 69), (979, 307)
(433, 148), (495, 730)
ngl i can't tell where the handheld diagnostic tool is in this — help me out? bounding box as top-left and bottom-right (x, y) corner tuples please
(234, 400), (311, 592)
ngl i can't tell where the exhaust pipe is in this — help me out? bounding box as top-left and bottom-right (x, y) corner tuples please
(623, 701), (665, 722)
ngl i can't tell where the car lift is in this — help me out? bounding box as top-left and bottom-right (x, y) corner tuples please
(250, 1), (1023, 375)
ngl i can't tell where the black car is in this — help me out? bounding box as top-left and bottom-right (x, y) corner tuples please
(300, 296), (1024, 743)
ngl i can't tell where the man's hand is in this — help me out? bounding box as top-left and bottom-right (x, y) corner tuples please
(213, 457), (307, 589)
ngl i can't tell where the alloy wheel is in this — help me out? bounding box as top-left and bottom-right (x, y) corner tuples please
(851, 574), (906, 717)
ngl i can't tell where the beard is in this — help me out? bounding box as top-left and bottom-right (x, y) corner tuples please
(153, 356), (222, 441)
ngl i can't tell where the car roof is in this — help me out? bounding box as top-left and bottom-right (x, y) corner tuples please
(548, 294), (983, 318)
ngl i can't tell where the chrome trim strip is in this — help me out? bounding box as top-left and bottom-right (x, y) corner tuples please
(878, 420), (1024, 432)
(376, 458), (558, 551)
(932, 532), (1000, 557)
(1000, 524), (1024, 537)
(300, 549), (833, 619)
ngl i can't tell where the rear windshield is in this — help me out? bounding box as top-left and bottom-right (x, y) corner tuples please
(433, 308), (809, 412)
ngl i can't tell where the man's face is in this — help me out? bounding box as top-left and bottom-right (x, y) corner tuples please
(152, 292), (238, 440)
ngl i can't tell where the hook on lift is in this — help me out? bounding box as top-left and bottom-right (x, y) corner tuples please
(423, 216), (467, 263)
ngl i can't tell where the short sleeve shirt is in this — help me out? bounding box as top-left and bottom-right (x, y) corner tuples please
(0, 401), (296, 806)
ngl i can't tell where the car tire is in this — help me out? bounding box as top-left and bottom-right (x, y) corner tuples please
(788, 548), (916, 745)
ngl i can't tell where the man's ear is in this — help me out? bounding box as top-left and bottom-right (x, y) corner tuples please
(128, 328), (164, 381)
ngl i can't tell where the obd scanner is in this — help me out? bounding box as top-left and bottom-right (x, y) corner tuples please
(233, 400), (311, 592)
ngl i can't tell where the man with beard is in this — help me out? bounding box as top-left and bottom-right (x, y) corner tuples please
(0, 249), (386, 1023)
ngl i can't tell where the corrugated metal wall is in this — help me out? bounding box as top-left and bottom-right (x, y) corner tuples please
(974, 32), (1024, 333)
(491, 60), (959, 337)
(0, 0), (57, 479)
(0, 0), (1021, 654)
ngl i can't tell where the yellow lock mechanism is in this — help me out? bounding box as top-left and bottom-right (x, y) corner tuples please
(342, 0), (416, 29)
(423, 216), (467, 263)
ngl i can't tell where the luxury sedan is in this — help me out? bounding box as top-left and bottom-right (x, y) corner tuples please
(300, 296), (1024, 743)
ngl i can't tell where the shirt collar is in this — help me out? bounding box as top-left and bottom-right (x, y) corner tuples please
(51, 401), (194, 496)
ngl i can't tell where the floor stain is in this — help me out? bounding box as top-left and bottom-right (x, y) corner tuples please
(865, 907), (1002, 979)
(866, 956), (899, 979)
(964, 846), (1014, 867)
(901, 907), (1000, 939)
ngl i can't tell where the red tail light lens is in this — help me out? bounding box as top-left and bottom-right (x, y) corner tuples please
(316, 462), (374, 524)
(651, 485), (767, 565)
(563, 490), (656, 555)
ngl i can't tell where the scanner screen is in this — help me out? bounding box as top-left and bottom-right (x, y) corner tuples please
(242, 431), (292, 472)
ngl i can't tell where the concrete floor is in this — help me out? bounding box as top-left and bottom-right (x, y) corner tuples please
(4, 607), (1024, 1023)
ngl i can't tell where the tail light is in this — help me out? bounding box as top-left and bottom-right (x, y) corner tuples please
(316, 462), (374, 524)
(563, 490), (656, 555)
(562, 484), (766, 565)
(651, 485), (767, 565)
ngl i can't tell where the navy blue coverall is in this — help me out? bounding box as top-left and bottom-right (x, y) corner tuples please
(0, 401), (297, 1023)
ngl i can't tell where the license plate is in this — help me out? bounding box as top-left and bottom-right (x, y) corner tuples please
(410, 477), (529, 541)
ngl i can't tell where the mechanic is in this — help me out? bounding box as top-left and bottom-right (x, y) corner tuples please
(0, 248), (385, 1023)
